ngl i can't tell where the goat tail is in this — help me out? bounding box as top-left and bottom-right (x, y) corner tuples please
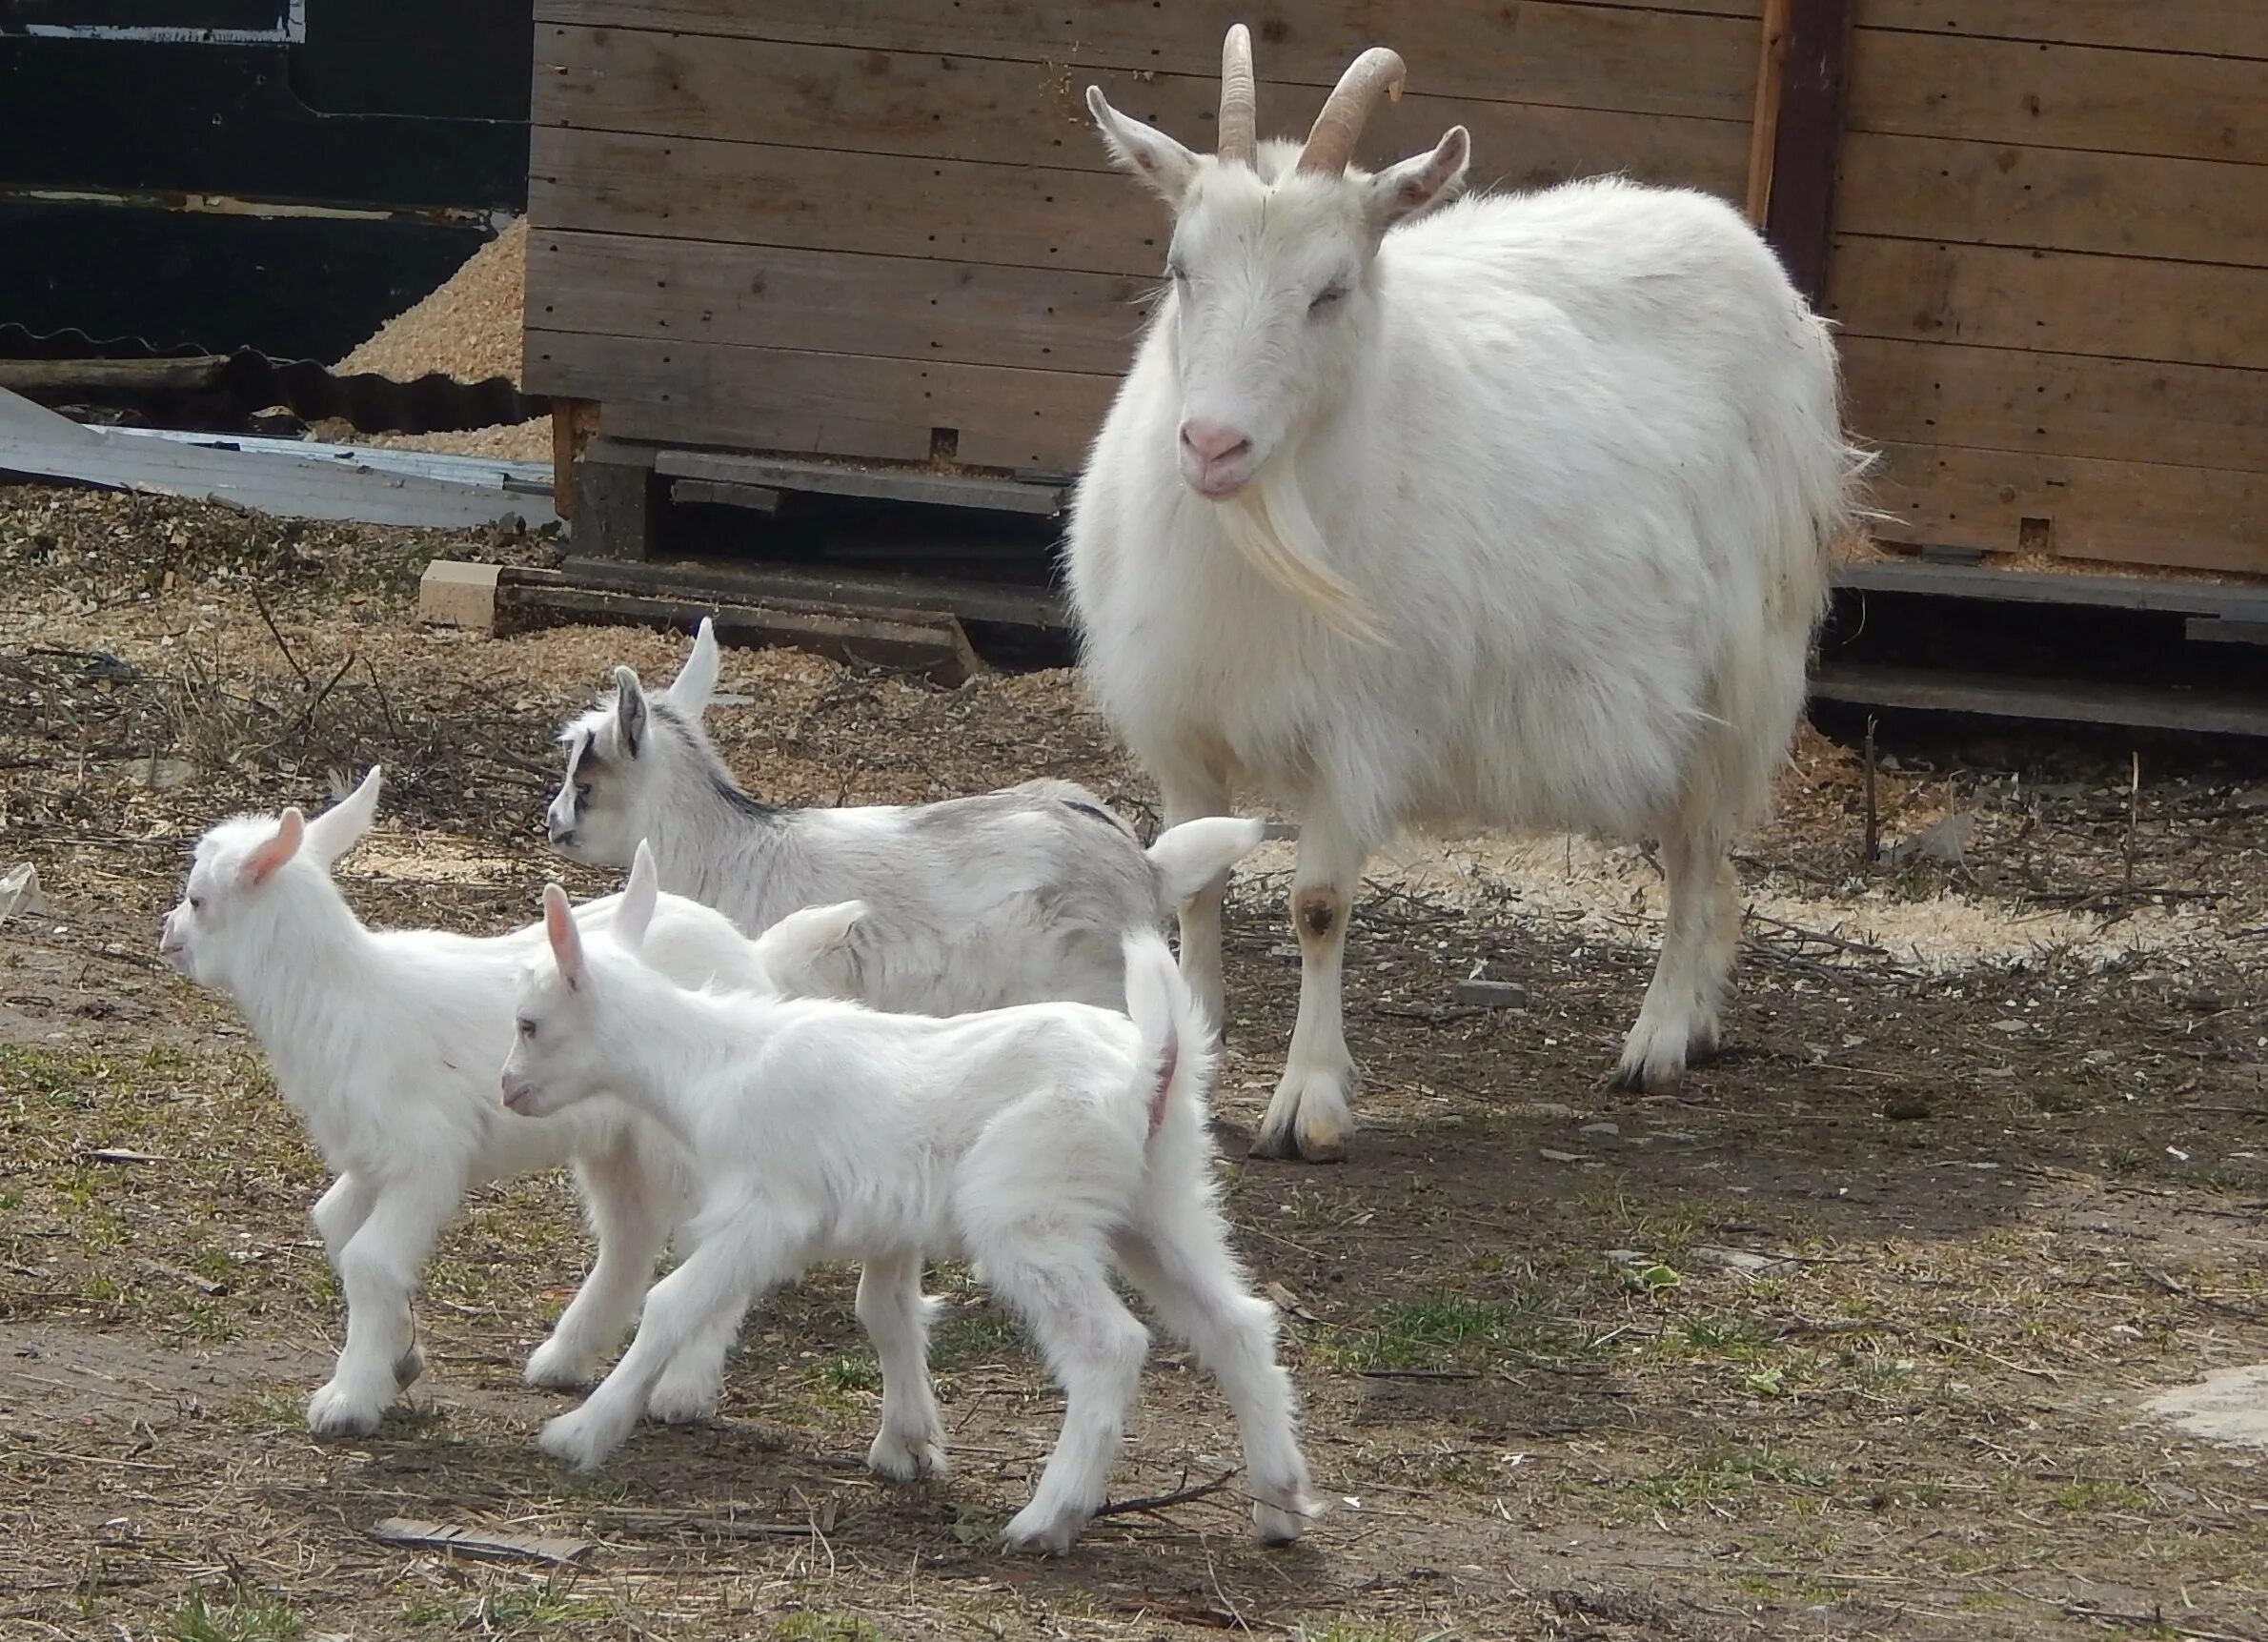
(1145, 815), (1266, 907)
(1120, 929), (1215, 1144)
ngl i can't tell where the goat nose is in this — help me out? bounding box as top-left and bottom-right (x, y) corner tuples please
(1179, 419), (1253, 465)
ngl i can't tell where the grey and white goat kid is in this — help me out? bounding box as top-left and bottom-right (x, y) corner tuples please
(500, 882), (1317, 1555)
(160, 769), (857, 1437)
(546, 618), (1264, 1015)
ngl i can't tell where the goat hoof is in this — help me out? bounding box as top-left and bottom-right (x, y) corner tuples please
(523, 1337), (599, 1391)
(867, 1428), (950, 1482)
(305, 1380), (387, 1439)
(538, 1409), (619, 1473)
(643, 1373), (719, 1427)
(1247, 1125), (1301, 1161)
(1254, 1064), (1355, 1163)
(1002, 1502), (1083, 1556)
(393, 1344), (426, 1389)
(1609, 1059), (1685, 1097)
(1252, 1497), (1312, 1544)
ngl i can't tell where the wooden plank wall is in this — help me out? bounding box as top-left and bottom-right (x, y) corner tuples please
(524, 0), (1763, 472)
(1830, 3), (2268, 574)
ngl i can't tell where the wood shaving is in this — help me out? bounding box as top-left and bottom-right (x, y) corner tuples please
(335, 218), (529, 387)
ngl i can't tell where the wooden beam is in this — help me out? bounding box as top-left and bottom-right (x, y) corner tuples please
(1761, 0), (1853, 303)
(1831, 561), (2268, 623)
(1811, 662), (2268, 739)
(549, 397), (596, 520)
(492, 567), (984, 684)
(655, 449), (1063, 517)
(1744, 0), (1792, 225)
(0, 355), (230, 397)
(570, 449), (655, 560)
(557, 554), (1069, 635)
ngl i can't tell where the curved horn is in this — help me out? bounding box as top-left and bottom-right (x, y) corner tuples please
(1218, 23), (1257, 165)
(1297, 46), (1406, 175)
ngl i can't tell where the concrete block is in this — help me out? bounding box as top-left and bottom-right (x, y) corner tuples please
(418, 559), (500, 632)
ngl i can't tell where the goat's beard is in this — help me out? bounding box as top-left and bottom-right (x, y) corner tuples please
(1217, 461), (1385, 645)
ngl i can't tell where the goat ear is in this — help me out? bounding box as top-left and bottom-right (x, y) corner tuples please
(665, 618), (720, 718)
(1087, 87), (1200, 201)
(616, 841), (658, 953)
(305, 764), (381, 867)
(244, 808), (305, 886)
(542, 882), (585, 989)
(612, 666), (649, 758)
(749, 899), (865, 990)
(1367, 126), (1469, 233)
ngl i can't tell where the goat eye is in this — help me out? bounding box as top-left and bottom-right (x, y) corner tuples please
(188, 896), (205, 911)
(516, 1019), (537, 1040)
(575, 781), (593, 804)
(1308, 286), (1347, 315)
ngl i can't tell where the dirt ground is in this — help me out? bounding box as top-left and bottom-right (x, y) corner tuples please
(1, 487), (2264, 1642)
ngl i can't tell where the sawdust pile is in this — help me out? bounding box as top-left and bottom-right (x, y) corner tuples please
(333, 217), (553, 463)
(337, 218), (529, 385)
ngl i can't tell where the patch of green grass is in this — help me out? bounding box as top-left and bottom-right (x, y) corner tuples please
(1311, 1289), (1591, 1372)
(471, 1581), (616, 1631)
(232, 1387), (308, 1431)
(1665, 1314), (1773, 1361)
(815, 1355), (881, 1393)
(1625, 1447), (1830, 1512)
(929, 1302), (1025, 1371)
(169, 1584), (304, 1642)
(1298, 1625), (1409, 1642)
(179, 1297), (239, 1343)
(2051, 1478), (2151, 1514)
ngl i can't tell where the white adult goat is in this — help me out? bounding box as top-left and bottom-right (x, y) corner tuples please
(546, 618), (1265, 1013)
(159, 769), (857, 1436)
(499, 883), (1316, 1555)
(1071, 28), (1867, 1159)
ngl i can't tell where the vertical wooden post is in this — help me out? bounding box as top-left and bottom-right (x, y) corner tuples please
(1757, 0), (1854, 307)
(1744, 0), (1793, 227)
(573, 442), (657, 561)
(549, 396), (597, 520)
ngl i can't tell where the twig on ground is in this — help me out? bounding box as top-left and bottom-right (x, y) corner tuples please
(1091, 1467), (1239, 1522)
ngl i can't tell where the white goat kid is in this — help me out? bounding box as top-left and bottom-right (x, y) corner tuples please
(546, 618), (1263, 1014)
(500, 885), (1316, 1555)
(160, 769), (855, 1436)
(1072, 29), (1867, 1159)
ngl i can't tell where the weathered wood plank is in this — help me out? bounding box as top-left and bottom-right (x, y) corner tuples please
(529, 230), (1153, 375)
(1744, 0), (1793, 224)
(1853, 1), (2268, 61)
(532, 2), (1760, 122)
(496, 571), (986, 684)
(1834, 132), (2268, 267)
(654, 449), (1064, 516)
(602, 399), (939, 466)
(1810, 661), (2268, 739)
(1824, 237), (2268, 371)
(528, 119), (1746, 274)
(1832, 560), (2268, 621)
(1867, 440), (2268, 575)
(1845, 29), (2266, 164)
(1760, 0), (1853, 303)
(533, 29), (1752, 189)
(1841, 336), (2267, 474)
(527, 331), (1114, 471)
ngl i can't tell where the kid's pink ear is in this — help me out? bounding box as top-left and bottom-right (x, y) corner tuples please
(542, 882), (584, 988)
(243, 809), (306, 885)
